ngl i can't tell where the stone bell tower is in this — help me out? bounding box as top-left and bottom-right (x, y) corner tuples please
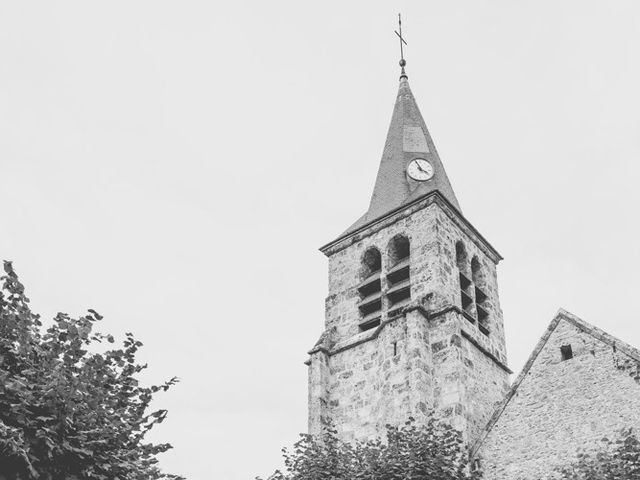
(306, 57), (511, 444)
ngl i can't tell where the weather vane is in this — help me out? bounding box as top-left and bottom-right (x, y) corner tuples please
(395, 13), (408, 78)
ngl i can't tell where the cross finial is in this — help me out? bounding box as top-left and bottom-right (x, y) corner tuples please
(395, 13), (408, 79)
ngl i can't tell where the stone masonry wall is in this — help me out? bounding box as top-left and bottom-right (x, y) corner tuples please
(479, 318), (640, 479)
(429, 309), (510, 442)
(319, 310), (432, 441)
(459, 325), (511, 442)
(307, 349), (330, 437)
(309, 197), (510, 443)
(323, 200), (506, 363)
(427, 206), (507, 364)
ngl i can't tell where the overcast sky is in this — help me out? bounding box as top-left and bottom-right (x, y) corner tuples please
(1, 1), (639, 479)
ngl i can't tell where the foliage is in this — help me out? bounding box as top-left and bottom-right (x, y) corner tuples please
(558, 428), (640, 480)
(0, 261), (183, 480)
(258, 417), (479, 480)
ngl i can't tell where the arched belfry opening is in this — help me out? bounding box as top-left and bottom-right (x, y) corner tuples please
(456, 241), (474, 317)
(357, 247), (382, 331)
(361, 247), (381, 279)
(386, 235), (411, 315)
(471, 256), (490, 335)
(456, 241), (469, 275)
(471, 256), (485, 288)
(388, 235), (410, 266)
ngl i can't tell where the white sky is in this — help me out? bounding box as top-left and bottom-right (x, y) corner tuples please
(1, 1), (639, 479)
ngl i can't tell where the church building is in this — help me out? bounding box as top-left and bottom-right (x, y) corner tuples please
(305, 52), (640, 478)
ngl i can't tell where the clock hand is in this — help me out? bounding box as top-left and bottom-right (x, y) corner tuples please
(415, 162), (426, 173)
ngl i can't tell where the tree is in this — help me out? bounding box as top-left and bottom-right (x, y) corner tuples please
(558, 428), (640, 480)
(0, 261), (183, 479)
(259, 417), (479, 480)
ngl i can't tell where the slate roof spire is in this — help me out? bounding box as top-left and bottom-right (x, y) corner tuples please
(340, 73), (462, 237)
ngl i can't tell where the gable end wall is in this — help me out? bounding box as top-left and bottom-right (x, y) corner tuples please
(479, 317), (640, 479)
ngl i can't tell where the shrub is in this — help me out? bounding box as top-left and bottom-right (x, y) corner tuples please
(259, 417), (478, 480)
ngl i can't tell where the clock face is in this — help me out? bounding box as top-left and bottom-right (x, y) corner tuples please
(407, 159), (434, 181)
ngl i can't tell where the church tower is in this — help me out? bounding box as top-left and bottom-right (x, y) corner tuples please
(306, 51), (511, 444)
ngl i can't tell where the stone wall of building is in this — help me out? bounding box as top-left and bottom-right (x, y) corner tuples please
(322, 198), (506, 364)
(425, 205), (507, 364)
(478, 316), (640, 479)
(308, 196), (510, 443)
(428, 309), (511, 442)
(318, 311), (431, 441)
(458, 320), (512, 442)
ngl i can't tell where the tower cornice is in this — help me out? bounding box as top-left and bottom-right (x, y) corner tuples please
(319, 190), (503, 263)
(306, 304), (512, 374)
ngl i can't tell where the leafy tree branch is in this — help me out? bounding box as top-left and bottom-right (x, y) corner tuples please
(0, 261), (183, 480)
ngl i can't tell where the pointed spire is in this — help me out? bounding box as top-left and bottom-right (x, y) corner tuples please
(330, 17), (461, 241)
(341, 77), (462, 237)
